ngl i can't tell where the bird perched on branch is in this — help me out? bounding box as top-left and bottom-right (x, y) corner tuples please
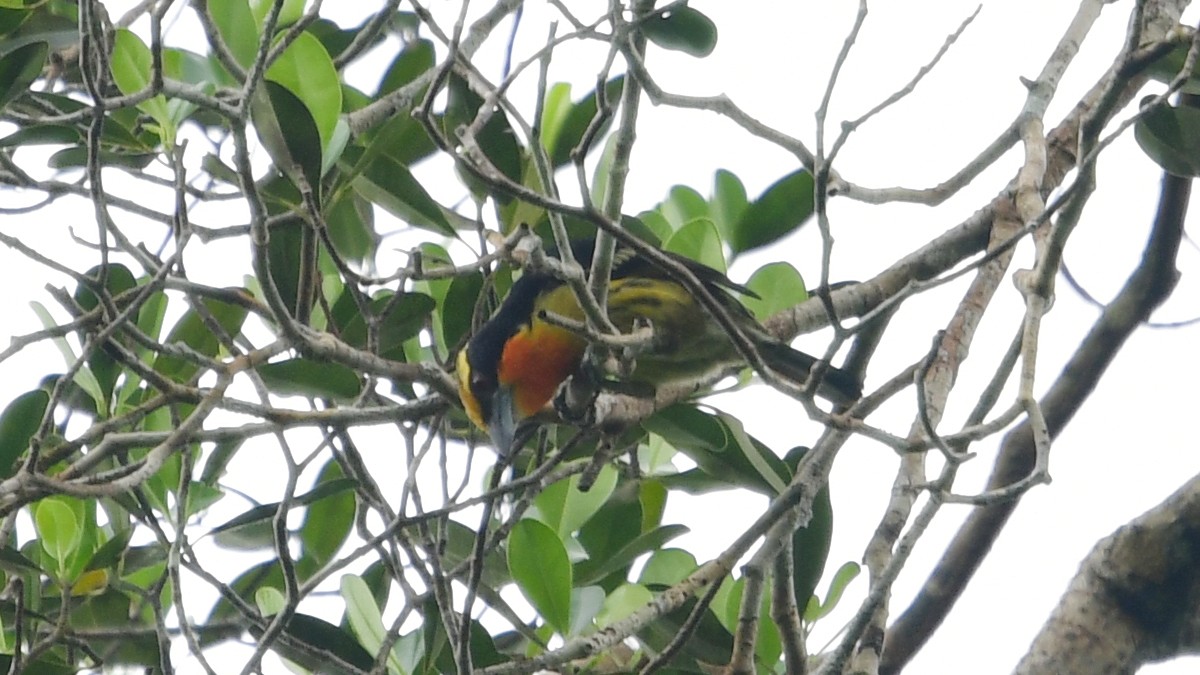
(456, 239), (861, 453)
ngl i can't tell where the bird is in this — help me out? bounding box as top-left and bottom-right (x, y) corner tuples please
(456, 239), (861, 453)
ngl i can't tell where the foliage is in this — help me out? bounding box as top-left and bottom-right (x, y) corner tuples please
(0, 1), (1194, 674)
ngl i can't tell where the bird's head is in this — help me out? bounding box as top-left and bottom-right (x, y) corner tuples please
(456, 279), (587, 453)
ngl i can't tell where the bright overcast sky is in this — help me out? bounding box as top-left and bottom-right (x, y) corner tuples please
(2, 1), (1199, 673)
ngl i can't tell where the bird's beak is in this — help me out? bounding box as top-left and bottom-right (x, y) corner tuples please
(487, 385), (519, 456)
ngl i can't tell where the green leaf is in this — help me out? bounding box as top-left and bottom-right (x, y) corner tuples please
(660, 185), (709, 229)
(645, 405), (790, 496)
(378, 37), (435, 95)
(251, 80), (323, 202)
(47, 146), (156, 169)
(663, 218), (725, 274)
(110, 29), (177, 147)
(258, 358), (362, 401)
(1134, 98), (1200, 177)
(508, 518), (572, 635)
(341, 574), (407, 674)
(595, 582), (653, 628)
(250, 0), (306, 27)
(711, 169), (748, 248)
(333, 290), (437, 361)
(266, 31), (342, 156)
(785, 446), (833, 615)
(344, 144), (455, 235)
(442, 72), (522, 202)
(806, 560), (860, 623)
(255, 586), (285, 616)
(209, 478), (356, 550)
(74, 263), (138, 409)
(152, 294), (250, 383)
(0, 40), (45, 112)
(299, 461), (356, 566)
(568, 586), (605, 637)
(546, 75), (625, 167)
(533, 464), (618, 537)
(638, 592), (734, 670)
(0, 546), (40, 574)
(1145, 43), (1200, 96)
(0, 389), (47, 478)
(83, 529), (133, 572)
(0, 123), (79, 147)
(638, 548), (697, 586)
(35, 498), (80, 572)
(733, 168), (816, 253)
(324, 190), (377, 263)
(743, 262), (808, 321)
(575, 524), (689, 586)
(265, 612), (377, 673)
(439, 271), (484, 351)
(440, 520), (510, 589)
(206, 0), (258, 67)
(642, 6), (718, 57)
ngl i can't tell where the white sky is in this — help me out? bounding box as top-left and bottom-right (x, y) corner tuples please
(2, 1), (1199, 673)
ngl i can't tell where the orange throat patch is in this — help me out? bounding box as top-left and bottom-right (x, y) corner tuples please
(497, 322), (586, 422)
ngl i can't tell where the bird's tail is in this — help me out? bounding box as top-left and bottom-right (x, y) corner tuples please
(755, 340), (862, 406)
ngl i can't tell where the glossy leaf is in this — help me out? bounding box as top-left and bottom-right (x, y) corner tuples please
(263, 612), (377, 673)
(251, 80), (323, 202)
(785, 446), (834, 614)
(660, 185), (709, 229)
(0, 546), (40, 574)
(207, 0), (258, 67)
(645, 405), (790, 495)
(110, 29), (177, 146)
(258, 358), (362, 401)
(568, 586), (606, 637)
(575, 524), (689, 586)
(341, 574), (407, 674)
(732, 168), (816, 253)
(508, 518), (572, 635)
(250, 0), (306, 27)
(266, 31), (342, 155)
(533, 464), (618, 537)
(378, 37), (434, 95)
(711, 169), (748, 242)
(546, 75), (625, 167)
(638, 593), (734, 670)
(210, 478), (356, 550)
(1134, 98), (1200, 177)
(642, 6), (718, 57)
(638, 548), (697, 586)
(153, 295), (250, 383)
(0, 40), (45, 111)
(664, 218), (726, 274)
(324, 190), (378, 263)
(743, 261), (808, 321)
(299, 461), (356, 566)
(35, 498), (80, 572)
(445, 73), (522, 197)
(440, 271), (484, 351)
(0, 389), (47, 478)
(345, 144), (455, 235)
(0, 123), (79, 147)
(806, 560), (860, 622)
(595, 582), (654, 628)
(333, 290), (436, 361)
